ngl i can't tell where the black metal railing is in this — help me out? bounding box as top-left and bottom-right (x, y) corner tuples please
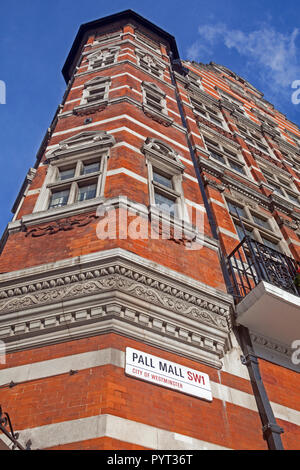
(227, 236), (300, 300)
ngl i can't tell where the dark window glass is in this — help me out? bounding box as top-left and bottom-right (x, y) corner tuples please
(235, 223), (253, 241)
(82, 162), (100, 175)
(49, 189), (70, 209)
(227, 201), (246, 218)
(77, 184), (97, 202)
(59, 168), (75, 181)
(252, 215), (269, 229)
(154, 191), (175, 215)
(153, 171), (173, 189)
(229, 160), (245, 174)
(209, 149), (225, 164)
(261, 236), (279, 251)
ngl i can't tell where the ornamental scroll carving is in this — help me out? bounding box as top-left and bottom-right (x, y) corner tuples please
(24, 214), (98, 238)
(73, 103), (107, 116)
(0, 266), (231, 331)
(143, 108), (173, 127)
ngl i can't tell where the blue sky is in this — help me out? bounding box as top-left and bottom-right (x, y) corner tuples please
(1, 0), (300, 237)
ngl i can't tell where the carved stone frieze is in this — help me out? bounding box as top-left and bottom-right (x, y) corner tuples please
(24, 214), (98, 238)
(143, 106), (173, 127)
(0, 250), (233, 366)
(0, 267), (230, 332)
(73, 102), (108, 116)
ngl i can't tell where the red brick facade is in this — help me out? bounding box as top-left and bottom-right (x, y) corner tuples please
(0, 10), (299, 450)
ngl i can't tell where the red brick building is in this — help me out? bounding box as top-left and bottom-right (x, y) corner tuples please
(0, 10), (299, 450)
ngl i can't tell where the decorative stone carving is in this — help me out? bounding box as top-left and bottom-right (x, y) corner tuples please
(24, 214), (98, 238)
(73, 103), (107, 116)
(0, 266), (230, 330)
(143, 108), (173, 127)
(45, 130), (115, 162)
(0, 250), (233, 366)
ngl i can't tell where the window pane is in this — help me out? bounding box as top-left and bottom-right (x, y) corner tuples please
(77, 184), (97, 202)
(82, 162), (100, 175)
(103, 54), (115, 65)
(205, 138), (218, 147)
(49, 189), (69, 209)
(267, 181), (284, 196)
(59, 168), (75, 181)
(210, 150), (225, 164)
(154, 191), (175, 215)
(153, 171), (173, 189)
(229, 160), (245, 174)
(140, 60), (148, 70)
(227, 201), (246, 218)
(252, 215), (270, 230)
(261, 237), (279, 251)
(209, 115), (223, 127)
(235, 223), (252, 241)
(287, 193), (299, 205)
(87, 88), (105, 102)
(194, 106), (206, 116)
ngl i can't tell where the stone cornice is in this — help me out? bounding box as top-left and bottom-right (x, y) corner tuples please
(0, 249), (233, 368)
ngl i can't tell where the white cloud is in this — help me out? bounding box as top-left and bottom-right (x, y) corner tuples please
(187, 23), (300, 96)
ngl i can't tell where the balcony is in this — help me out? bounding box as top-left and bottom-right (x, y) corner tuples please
(227, 237), (300, 345)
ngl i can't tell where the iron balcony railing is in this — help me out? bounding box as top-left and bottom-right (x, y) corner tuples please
(227, 236), (300, 301)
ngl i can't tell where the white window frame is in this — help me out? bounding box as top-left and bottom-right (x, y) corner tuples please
(260, 166), (300, 205)
(34, 131), (115, 214)
(186, 73), (203, 92)
(136, 49), (165, 79)
(219, 91), (246, 116)
(87, 47), (119, 71)
(81, 76), (110, 105)
(142, 82), (166, 114)
(73, 76), (111, 115)
(191, 97), (226, 129)
(142, 138), (188, 221)
(236, 123), (270, 154)
(225, 198), (286, 253)
(141, 82), (173, 126)
(46, 158), (105, 210)
(203, 135), (249, 177)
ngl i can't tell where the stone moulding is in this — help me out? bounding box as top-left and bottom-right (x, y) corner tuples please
(0, 249), (233, 368)
(250, 331), (300, 372)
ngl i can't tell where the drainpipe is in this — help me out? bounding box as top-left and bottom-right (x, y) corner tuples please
(168, 54), (284, 450)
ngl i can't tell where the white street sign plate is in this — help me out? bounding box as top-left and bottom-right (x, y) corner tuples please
(125, 347), (212, 401)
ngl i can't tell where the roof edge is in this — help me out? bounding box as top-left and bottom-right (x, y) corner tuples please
(62, 9), (180, 83)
